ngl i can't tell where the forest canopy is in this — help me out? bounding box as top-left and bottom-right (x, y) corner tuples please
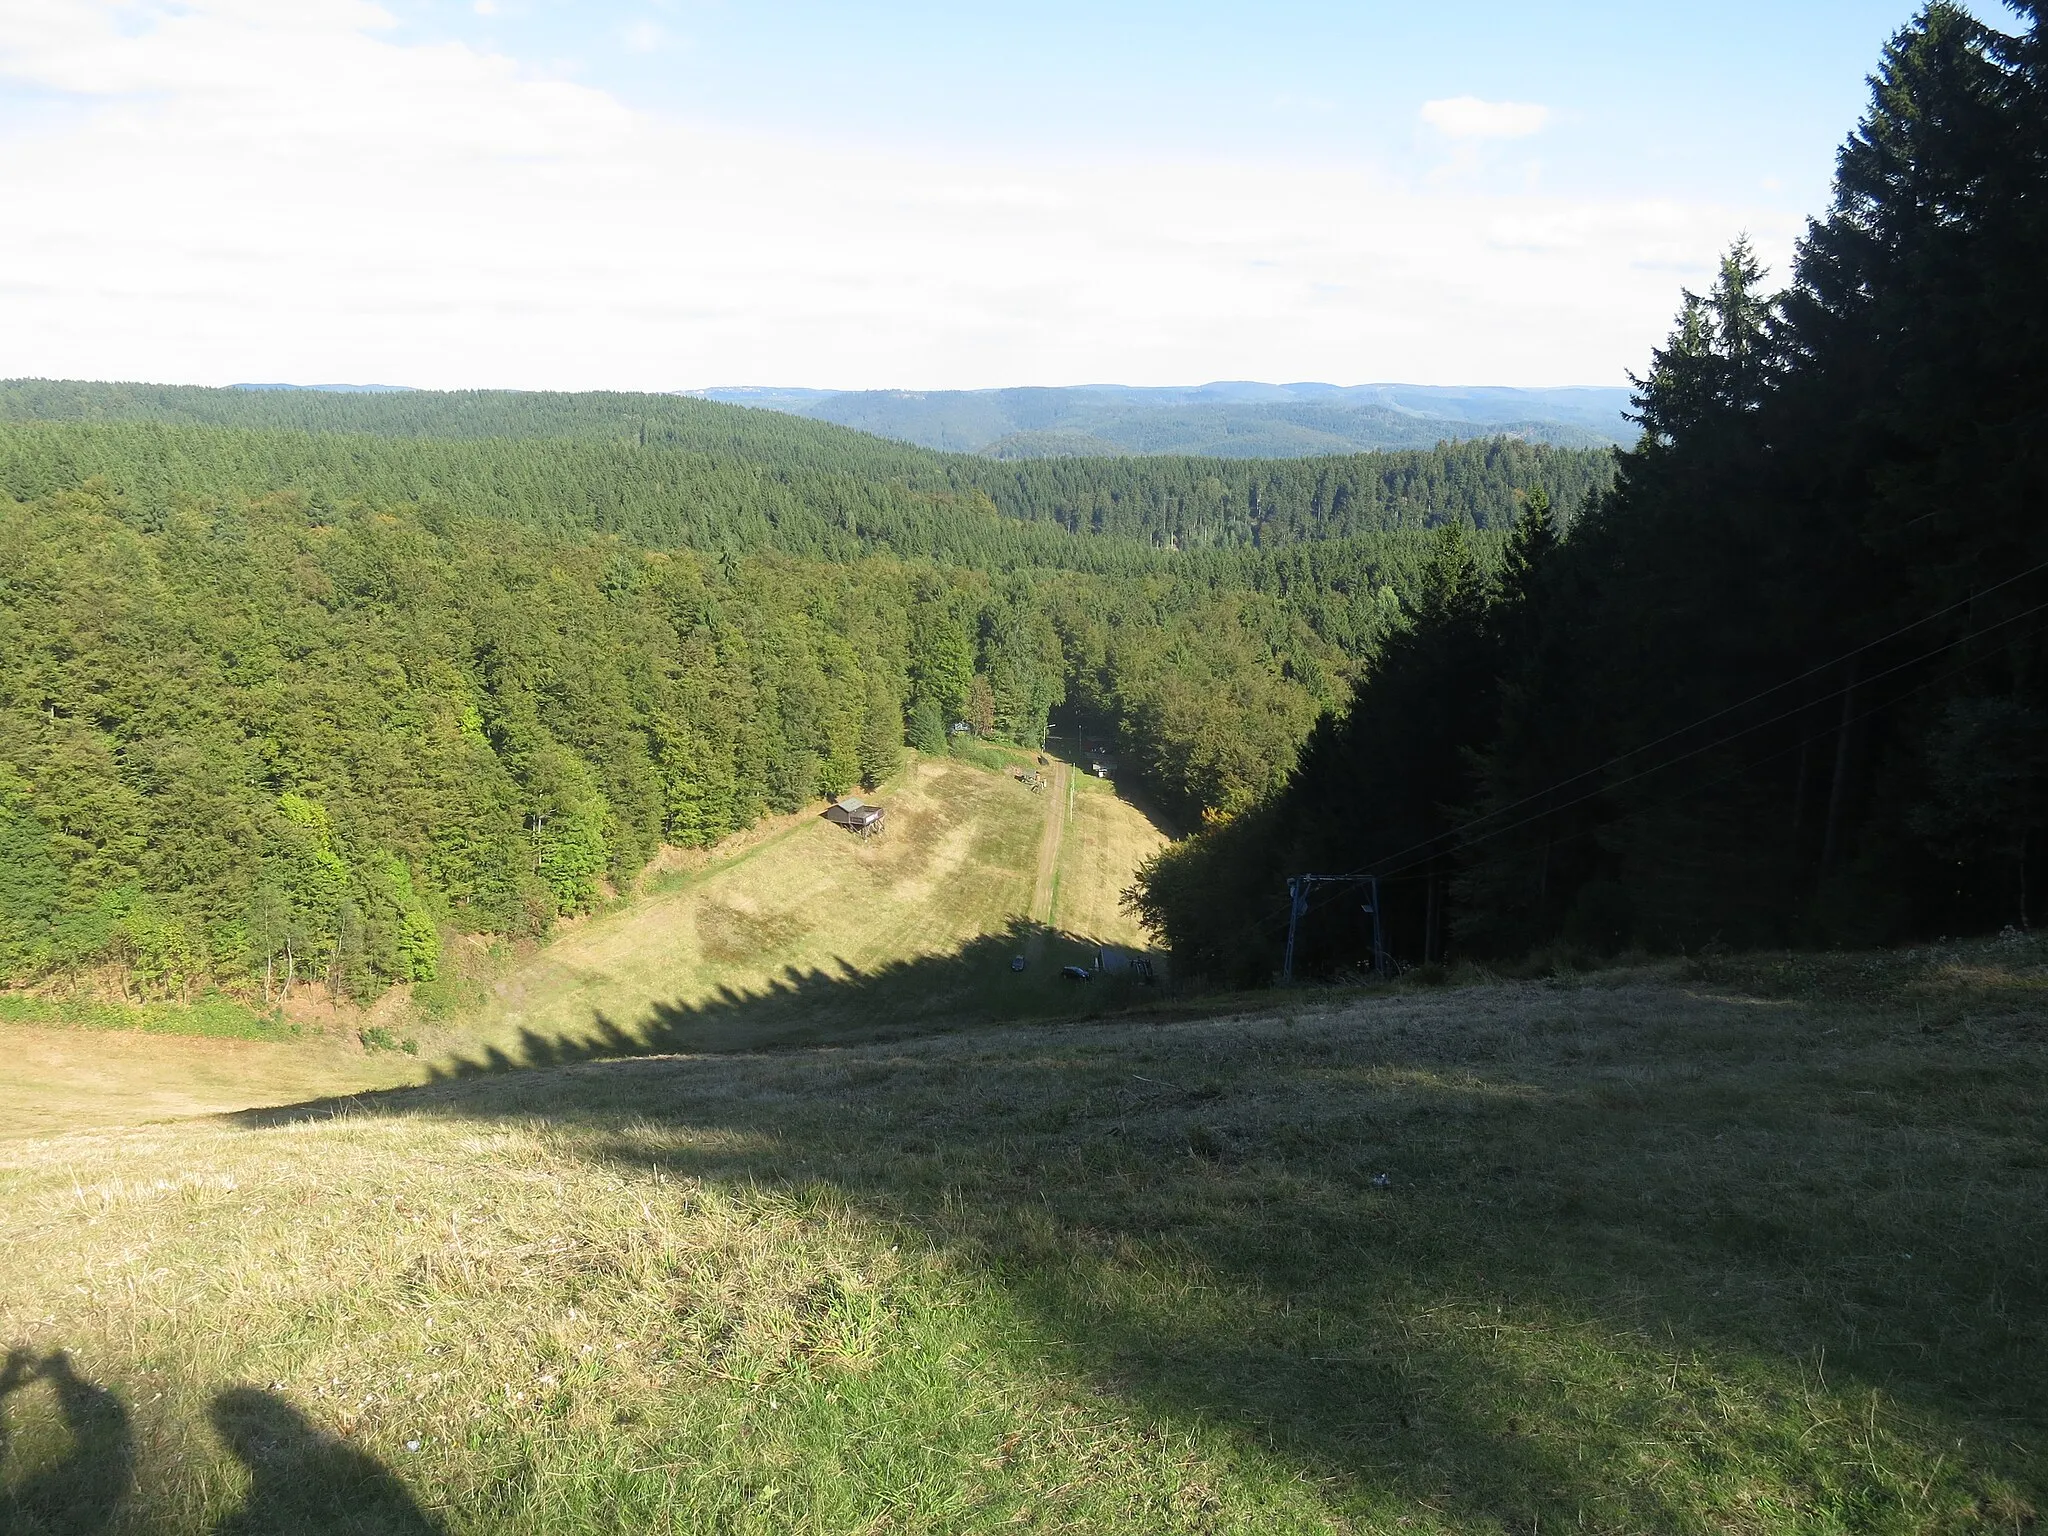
(0, 384), (1574, 1005)
(30, 0), (2037, 1008)
(0, 382), (1612, 554)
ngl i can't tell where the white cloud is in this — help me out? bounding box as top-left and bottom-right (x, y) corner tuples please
(0, 4), (1780, 389)
(1420, 96), (1551, 141)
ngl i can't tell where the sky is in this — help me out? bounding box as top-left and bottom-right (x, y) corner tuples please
(0, 1), (2010, 392)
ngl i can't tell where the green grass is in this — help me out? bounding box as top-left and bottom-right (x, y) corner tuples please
(0, 992), (292, 1042)
(1049, 770), (1166, 951)
(947, 736), (1033, 774)
(1, 943), (2042, 1532)
(420, 753), (1175, 1071)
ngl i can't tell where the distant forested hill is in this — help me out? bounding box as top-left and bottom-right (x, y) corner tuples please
(697, 381), (1631, 457)
(977, 440), (1612, 545)
(0, 382), (1614, 555)
(0, 417), (1138, 575)
(0, 379), (943, 473)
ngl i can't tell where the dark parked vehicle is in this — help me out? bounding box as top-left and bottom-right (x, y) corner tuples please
(1061, 965), (1091, 981)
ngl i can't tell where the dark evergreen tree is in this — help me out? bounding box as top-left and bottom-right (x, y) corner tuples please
(1142, 3), (2048, 973)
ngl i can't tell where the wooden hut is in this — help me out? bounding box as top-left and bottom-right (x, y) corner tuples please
(823, 795), (885, 837)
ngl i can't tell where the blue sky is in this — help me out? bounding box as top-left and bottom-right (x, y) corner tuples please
(388, 1), (1986, 208)
(0, 1), (2012, 391)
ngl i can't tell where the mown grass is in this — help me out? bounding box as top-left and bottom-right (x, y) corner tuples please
(1680, 928), (2048, 1012)
(1049, 770), (1167, 952)
(429, 753), (1170, 1069)
(0, 994), (291, 1042)
(2, 942), (2042, 1533)
(946, 737), (1034, 776)
(0, 752), (1179, 1147)
(441, 753), (1044, 1063)
(0, 1021), (420, 1144)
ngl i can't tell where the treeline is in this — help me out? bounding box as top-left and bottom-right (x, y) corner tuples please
(0, 382), (1611, 551)
(970, 439), (1612, 547)
(0, 481), (1377, 1001)
(0, 378), (949, 468)
(1136, 3), (2048, 979)
(0, 420), (1146, 576)
(0, 278), (1588, 1016)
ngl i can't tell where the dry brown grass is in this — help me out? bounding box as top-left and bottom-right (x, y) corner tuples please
(447, 754), (1046, 1060)
(0, 1023), (415, 1142)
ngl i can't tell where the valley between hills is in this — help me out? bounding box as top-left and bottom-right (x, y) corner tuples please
(0, 747), (1163, 1140)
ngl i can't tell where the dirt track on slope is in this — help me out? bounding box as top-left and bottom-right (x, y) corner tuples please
(1030, 761), (1072, 925)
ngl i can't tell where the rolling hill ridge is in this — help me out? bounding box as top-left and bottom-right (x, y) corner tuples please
(693, 381), (1633, 458)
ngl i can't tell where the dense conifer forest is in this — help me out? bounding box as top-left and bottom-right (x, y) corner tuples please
(0, 382), (1578, 1004)
(0, 383), (1612, 551)
(1135, 1), (2048, 979)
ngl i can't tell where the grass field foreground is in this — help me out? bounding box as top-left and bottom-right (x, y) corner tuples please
(1, 940), (2042, 1533)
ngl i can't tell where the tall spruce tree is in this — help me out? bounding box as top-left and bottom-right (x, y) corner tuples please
(1141, 2), (2048, 972)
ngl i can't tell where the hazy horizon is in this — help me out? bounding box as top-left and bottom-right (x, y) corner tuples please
(214, 379), (1632, 396)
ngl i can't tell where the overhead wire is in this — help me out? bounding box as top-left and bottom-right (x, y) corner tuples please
(1407, 608), (2048, 893)
(1262, 610), (2048, 957)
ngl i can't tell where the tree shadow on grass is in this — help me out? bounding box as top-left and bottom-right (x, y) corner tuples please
(236, 954), (2048, 1530)
(413, 917), (1172, 1080)
(0, 1350), (133, 1536)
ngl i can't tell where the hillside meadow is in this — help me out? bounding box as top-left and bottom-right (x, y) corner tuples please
(1, 695), (2041, 1535)
(0, 748), (1166, 1137)
(434, 749), (1168, 1068)
(0, 932), (2043, 1533)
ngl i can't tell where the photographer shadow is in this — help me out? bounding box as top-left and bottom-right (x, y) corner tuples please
(209, 1389), (441, 1536)
(0, 1348), (134, 1536)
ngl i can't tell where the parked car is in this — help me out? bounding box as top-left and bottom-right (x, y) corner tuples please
(1010, 955), (1027, 972)
(1060, 965), (1091, 981)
